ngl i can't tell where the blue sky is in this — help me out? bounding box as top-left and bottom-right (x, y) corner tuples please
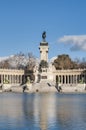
(0, 0), (86, 60)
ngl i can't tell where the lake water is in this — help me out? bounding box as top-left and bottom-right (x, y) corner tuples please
(0, 92), (86, 130)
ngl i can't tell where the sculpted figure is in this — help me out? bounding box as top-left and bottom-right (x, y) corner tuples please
(42, 31), (46, 41)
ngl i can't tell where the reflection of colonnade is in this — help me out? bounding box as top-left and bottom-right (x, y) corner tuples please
(53, 69), (86, 85)
(0, 69), (24, 84)
(33, 94), (57, 130)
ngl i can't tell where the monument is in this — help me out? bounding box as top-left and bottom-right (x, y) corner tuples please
(39, 31), (49, 62)
(38, 32), (49, 81)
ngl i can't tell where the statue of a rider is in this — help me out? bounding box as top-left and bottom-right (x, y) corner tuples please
(42, 31), (46, 42)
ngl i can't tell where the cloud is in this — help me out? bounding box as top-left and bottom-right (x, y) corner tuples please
(58, 35), (86, 51)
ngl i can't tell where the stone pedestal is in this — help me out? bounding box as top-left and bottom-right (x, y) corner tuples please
(39, 41), (49, 62)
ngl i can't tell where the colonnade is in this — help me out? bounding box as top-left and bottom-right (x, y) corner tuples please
(56, 74), (86, 85)
(0, 69), (25, 85)
(0, 74), (24, 84)
(54, 69), (86, 85)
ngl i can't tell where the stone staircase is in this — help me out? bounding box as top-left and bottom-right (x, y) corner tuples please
(31, 81), (57, 92)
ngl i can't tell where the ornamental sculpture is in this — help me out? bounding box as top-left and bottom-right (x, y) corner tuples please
(42, 31), (46, 42)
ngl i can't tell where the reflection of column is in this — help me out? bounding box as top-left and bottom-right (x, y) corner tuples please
(34, 94), (57, 130)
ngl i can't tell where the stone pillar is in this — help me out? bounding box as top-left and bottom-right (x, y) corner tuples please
(61, 75), (63, 84)
(23, 75), (26, 84)
(6, 75), (8, 81)
(14, 75), (16, 84)
(76, 75), (77, 84)
(17, 75), (19, 83)
(15, 75), (17, 84)
(12, 75), (14, 84)
(11, 75), (12, 84)
(73, 75), (75, 84)
(67, 75), (69, 84)
(20, 75), (22, 84)
(13, 75), (15, 84)
(64, 75), (66, 84)
(9, 75), (11, 84)
(8, 75), (10, 83)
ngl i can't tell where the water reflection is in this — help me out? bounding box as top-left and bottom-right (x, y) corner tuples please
(33, 93), (57, 130)
(0, 93), (86, 130)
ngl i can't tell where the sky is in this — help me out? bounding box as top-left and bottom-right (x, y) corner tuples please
(0, 0), (86, 60)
